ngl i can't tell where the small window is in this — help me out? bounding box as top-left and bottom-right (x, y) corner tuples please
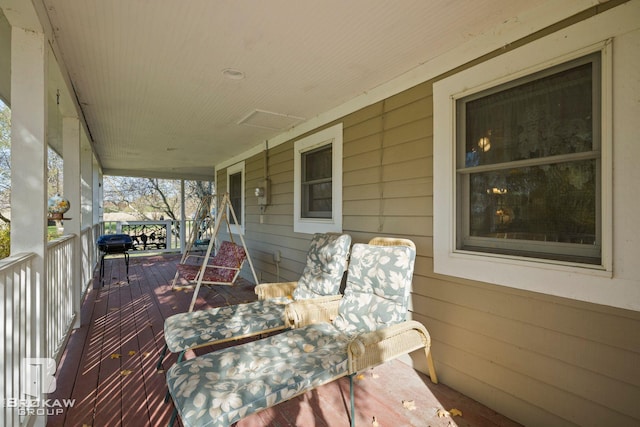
(301, 145), (332, 218)
(456, 53), (601, 265)
(294, 123), (342, 234)
(226, 162), (244, 233)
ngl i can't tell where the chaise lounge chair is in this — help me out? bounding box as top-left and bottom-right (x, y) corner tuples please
(157, 232), (352, 370)
(165, 238), (437, 427)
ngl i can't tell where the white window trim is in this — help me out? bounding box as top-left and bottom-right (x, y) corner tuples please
(433, 31), (613, 302)
(293, 123), (343, 234)
(227, 161), (245, 235)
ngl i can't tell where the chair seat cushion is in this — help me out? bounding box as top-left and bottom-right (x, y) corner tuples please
(166, 323), (350, 427)
(176, 264), (236, 283)
(163, 298), (292, 352)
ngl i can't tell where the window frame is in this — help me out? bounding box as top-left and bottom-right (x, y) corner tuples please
(455, 53), (602, 265)
(293, 123), (343, 234)
(226, 161), (245, 235)
(433, 37), (613, 298)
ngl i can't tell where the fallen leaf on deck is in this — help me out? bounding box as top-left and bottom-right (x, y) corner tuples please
(356, 373), (365, 381)
(128, 350), (137, 356)
(372, 416), (380, 426)
(142, 352), (151, 358)
(370, 371), (379, 379)
(437, 408), (450, 418)
(449, 408), (463, 417)
(156, 369), (165, 374)
(82, 424), (92, 427)
(110, 353), (121, 359)
(402, 400), (416, 411)
(120, 369), (132, 376)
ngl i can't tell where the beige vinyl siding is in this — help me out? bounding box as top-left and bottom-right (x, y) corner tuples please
(214, 6), (640, 425)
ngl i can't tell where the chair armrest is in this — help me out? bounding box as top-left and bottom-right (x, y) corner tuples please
(347, 320), (438, 384)
(284, 298), (342, 328)
(255, 281), (298, 300)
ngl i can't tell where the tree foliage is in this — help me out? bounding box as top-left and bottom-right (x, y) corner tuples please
(103, 176), (213, 221)
(0, 102), (10, 224)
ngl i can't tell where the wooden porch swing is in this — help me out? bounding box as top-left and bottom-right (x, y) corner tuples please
(172, 193), (259, 312)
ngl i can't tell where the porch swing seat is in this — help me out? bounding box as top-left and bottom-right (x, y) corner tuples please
(175, 240), (246, 286)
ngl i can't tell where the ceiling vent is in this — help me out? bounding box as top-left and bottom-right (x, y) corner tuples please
(238, 109), (304, 130)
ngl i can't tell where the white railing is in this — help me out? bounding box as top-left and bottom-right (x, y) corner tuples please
(46, 235), (76, 362)
(0, 252), (37, 427)
(101, 219), (196, 252)
(0, 226), (102, 427)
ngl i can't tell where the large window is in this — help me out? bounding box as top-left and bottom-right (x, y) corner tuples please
(456, 53), (601, 265)
(294, 123), (342, 234)
(433, 34), (613, 300)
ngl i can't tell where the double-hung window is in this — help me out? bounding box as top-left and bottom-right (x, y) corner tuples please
(433, 35), (613, 298)
(456, 53), (601, 265)
(301, 145), (332, 218)
(293, 123), (342, 234)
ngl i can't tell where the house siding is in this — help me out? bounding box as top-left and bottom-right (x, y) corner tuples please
(214, 3), (640, 425)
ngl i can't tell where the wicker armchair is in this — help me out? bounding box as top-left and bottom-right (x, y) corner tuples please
(157, 232), (351, 371)
(166, 239), (437, 427)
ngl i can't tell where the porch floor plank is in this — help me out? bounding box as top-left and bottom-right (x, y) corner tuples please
(48, 253), (522, 427)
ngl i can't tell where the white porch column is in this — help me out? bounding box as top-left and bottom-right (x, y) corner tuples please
(80, 133), (95, 284)
(9, 23), (48, 427)
(180, 179), (186, 252)
(62, 116), (81, 328)
(81, 133), (93, 229)
(93, 164), (103, 227)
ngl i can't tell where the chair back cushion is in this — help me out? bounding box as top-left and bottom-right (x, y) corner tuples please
(332, 242), (416, 336)
(292, 233), (352, 300)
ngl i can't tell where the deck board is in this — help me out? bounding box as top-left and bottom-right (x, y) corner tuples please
(48, 253), (522, 427)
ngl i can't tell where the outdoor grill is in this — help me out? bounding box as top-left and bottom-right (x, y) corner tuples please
(97, 234), (134, 283)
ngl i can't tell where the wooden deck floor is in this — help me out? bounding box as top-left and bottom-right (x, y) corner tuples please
(47, 253), (522, 427)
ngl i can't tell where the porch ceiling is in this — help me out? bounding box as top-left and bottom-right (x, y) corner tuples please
(42, 0), (558, 180)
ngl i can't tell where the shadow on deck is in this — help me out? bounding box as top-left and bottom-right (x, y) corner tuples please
(47, 253), (522, 427)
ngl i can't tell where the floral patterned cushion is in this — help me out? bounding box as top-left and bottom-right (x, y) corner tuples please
(292, 233), (352, 300)
(332, 243), (416, 336)
(163, 297), (291, 352)
(166, 240), (417, 427)
(164, 234), (351, 354)
(166, 323), (350, 427)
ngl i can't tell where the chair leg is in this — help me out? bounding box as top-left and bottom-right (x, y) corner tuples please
(426, 349), (438, 384)
(156, 343), (168, 371)
(168, 408), (177, 427)
(349, 373), (356, 427)
(164, 351), (186, 403)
